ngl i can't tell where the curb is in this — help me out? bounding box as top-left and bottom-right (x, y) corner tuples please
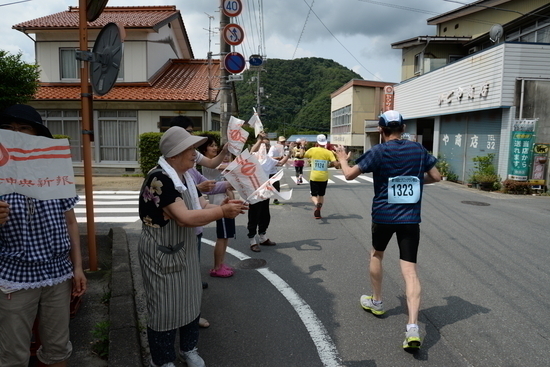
(108, 227), (143, 366)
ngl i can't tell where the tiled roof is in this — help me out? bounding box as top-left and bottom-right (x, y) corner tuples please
(35, 59), (221, 102)
(13, 6), (179, 30)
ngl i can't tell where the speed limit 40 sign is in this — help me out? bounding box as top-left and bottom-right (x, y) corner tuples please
(222, 0), (243, 17)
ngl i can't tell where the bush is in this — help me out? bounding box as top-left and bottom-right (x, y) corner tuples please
(138, 132), (162, 177)
(502, 179), (533, 195)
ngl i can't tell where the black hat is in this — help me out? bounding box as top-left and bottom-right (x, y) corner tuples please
(0, 104), (53, 138)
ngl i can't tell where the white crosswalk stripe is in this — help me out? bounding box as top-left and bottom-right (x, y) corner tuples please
(76, 191), (140, 223)
(289, 174), (372, 185)
(75, 173), (373, 224)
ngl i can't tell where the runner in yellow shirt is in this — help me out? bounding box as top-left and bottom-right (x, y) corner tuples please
(304, 134), (340, 219)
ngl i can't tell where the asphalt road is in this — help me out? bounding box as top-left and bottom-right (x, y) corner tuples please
(117, 168), (550, 367)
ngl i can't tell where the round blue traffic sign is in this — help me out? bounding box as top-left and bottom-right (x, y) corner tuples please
(249, 54), (263, 67)
(224, 52), (246, 74)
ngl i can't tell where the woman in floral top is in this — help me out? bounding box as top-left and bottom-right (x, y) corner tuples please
(138, 127), (246, 367)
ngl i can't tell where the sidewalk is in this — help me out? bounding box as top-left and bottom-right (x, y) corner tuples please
(61, 177), (144, 366)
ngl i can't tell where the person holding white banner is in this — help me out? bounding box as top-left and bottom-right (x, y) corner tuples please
(247, 133), (294, 252)
(138, 127), (247, 367)
(0, 104), (87, 367)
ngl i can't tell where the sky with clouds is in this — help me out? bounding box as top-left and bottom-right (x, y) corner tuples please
(0, 0), (462, 82)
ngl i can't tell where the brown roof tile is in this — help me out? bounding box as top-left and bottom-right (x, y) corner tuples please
(13, 6), (179, 30)
(35, 59), (221, 102)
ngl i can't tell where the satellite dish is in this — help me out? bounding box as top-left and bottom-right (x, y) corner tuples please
(90, 23), (125, 96)
(87, 0), (109, 22)
(489, 24), (504, 43)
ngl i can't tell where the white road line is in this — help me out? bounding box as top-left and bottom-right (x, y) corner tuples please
(333, 175), (360, 183)
(77, 216), (139, 223)
(80, 195), (138, 200)
(356, 176), (373, 183)
(291, 177), (309, 184)
(76, 201), (138, 206)
(202, 238), (341, 367)
(74, 207), (137, 214)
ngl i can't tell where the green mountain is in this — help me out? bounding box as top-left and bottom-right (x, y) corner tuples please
(234, 57), (362, 135)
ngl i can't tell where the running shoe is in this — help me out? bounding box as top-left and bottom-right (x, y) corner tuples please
(314, 208), (321, 219)
(360, 295), (385, 315)
(402, 326), (422, 349)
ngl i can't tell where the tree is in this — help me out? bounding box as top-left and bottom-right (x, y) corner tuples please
(0, 50), (40, 110)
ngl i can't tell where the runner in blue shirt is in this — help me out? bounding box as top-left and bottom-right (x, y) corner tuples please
(334, 110), (441, 351)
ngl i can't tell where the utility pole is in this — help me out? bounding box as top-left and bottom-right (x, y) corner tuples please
(219, 1), (231, 144)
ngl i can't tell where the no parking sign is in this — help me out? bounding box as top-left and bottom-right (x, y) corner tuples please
(224, 52), (246, 74)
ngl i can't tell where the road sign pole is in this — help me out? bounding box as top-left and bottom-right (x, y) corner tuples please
(219, 0), (231, 145)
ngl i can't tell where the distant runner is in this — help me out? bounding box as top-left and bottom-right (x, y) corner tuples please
(304, 134), (340, 219)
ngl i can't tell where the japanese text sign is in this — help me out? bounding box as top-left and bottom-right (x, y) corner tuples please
(507, 119), (536, 181)
(0, 130), (76, 200)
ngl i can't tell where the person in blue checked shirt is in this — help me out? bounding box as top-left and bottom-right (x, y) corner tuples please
(0, 104), (87, 367)
(334, 110), (441, 351)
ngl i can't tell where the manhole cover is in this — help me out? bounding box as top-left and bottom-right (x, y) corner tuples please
(237, 258), (267, 269)
(461, 201), (490, 206)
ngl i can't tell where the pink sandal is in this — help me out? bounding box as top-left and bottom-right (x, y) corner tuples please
(209, 266), (234, 278)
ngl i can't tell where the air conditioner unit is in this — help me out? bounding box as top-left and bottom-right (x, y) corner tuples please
(468, 46), (479, 54)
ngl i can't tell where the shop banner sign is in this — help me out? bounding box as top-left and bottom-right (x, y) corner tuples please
(507, 119), (536, 181)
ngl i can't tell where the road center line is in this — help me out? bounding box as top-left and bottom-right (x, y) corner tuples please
(202, 238), (342, 367)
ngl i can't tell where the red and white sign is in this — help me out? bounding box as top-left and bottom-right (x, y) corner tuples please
(222, 0), (243, 17)
(0, 130), (76, 200)
(223, 23), (244, 46)
(227, 116), (249, 156)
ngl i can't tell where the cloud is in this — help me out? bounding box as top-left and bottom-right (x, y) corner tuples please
(0, 0), (459, 81)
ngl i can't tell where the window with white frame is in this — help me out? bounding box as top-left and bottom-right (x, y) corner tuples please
(332, 105), (351, 127)
(414, 53), (422, 74)
(60, 48), (79, 80)
(60, 47), (124, 81)
(98, 110), (138, 162)
(39, 110), (82, 161)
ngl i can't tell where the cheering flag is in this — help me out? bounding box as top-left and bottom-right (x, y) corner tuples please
(245, 169), (293, 204)
(0, 130), (76, 200)
(227, 116), (249, 156)
(222, 149), (267, 203)
(247, 107), (264, 137)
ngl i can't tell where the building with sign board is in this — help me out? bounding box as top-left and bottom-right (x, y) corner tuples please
(12, 5), (238, 175)
(389, 0), (550, 186)
(329, 79), (396, 159)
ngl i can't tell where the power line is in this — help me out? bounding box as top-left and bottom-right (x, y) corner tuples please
(0, 0), (31, 7)
(357, 0), (437, 15)
(300, 0), (380, 80)
(293, 0), (315, 59)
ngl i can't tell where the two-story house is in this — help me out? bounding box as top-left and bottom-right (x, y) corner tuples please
(390, 0), (550, 185)
(330, 80), (396, 158)
(13, 5), (236, 175)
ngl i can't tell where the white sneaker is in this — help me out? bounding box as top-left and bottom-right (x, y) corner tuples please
(149, 360), (176, 367)
(179, 347), (205, 367)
